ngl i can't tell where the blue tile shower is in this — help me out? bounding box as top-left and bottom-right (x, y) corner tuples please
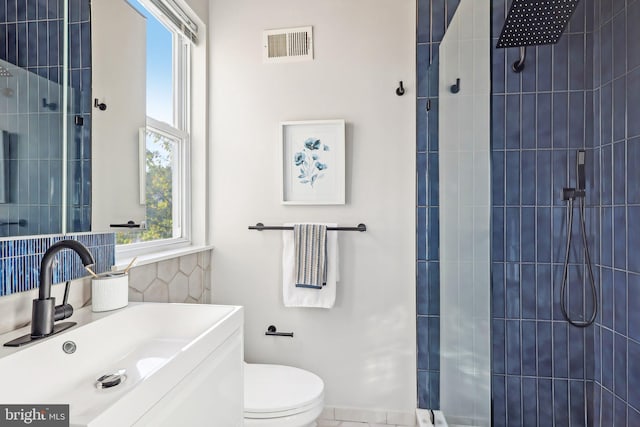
(417, 0), (640, 425)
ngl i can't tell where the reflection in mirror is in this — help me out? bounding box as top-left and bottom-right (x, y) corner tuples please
(0, 0), (91, 237)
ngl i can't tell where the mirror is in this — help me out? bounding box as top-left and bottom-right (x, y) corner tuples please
(0, 0), (91, 237)
(0, 0), (146, 238)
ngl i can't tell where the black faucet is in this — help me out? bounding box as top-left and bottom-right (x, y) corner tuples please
(30, 240), (95, 338)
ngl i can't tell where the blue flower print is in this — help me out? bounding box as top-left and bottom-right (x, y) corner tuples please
(295, 137), (329, 188)
(304, 138), (321, 150)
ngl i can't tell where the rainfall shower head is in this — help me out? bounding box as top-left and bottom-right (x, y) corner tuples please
(0, 65), (12, 78)
(497, 0), (581, 48)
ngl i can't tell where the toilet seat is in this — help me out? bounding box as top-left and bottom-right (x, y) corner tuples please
(244, 364), (324, 419)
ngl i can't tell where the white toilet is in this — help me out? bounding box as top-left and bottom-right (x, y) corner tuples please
(244, 363), (324, 427)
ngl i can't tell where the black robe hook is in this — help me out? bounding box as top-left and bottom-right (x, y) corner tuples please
(396, 81), (405, 96)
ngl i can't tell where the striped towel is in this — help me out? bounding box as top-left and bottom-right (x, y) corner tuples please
(294, 224), (327, 289)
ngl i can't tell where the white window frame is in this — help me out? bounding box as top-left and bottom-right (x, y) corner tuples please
(116, 2), (193, 259)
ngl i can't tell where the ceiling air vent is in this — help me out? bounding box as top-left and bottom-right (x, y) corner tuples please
(263, 26), (313, 63)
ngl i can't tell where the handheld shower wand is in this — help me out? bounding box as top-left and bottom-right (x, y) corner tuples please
(560, 150), (597, 328)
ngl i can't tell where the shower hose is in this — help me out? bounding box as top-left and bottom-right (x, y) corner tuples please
(560, 196), (598, 328)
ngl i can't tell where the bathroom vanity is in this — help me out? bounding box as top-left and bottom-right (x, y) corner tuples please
(0, 303), (244, 426)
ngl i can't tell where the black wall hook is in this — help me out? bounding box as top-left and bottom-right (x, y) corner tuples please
(42, 98), (57, 111)
(396, 81), (405, 96)
(94, 98), (107, 111)
(450, 78), (461, 94)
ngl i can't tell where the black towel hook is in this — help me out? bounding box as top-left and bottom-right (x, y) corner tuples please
(396, 81), (405, 96)
(450, 78), (461, 94)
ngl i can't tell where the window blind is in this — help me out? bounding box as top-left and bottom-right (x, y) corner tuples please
(149, 0), (198, 43)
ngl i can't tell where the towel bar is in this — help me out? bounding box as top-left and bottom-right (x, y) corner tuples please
(249, 223), (366, 232)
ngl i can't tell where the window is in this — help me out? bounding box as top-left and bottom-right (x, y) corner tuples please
(117, 0), (192, 250)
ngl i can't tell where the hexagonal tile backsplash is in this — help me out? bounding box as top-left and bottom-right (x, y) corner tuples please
(128, 251), (212, 304)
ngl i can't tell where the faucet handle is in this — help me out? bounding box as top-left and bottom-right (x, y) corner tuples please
(54, 281), (74, 321)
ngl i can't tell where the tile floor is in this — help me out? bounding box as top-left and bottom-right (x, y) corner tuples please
(318, 422), (406, 427)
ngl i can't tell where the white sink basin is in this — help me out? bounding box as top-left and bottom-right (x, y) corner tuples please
(0, 303), (244, 426)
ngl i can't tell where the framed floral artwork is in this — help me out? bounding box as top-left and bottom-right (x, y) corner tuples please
(280, 120), (345, 205)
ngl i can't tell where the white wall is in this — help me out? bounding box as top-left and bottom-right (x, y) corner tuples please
(438, 0), (491, 425)
(209, 0), (416, 413)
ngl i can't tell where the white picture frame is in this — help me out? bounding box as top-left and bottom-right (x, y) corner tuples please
(280, 120), (346, 205)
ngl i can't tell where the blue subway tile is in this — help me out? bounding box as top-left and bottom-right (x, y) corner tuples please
(505, 208), (520, 262)
(614, 270), (628, 335)
(521, 151), (536, 206)
(629, 339), (640, 411)
(417, 153), (427, 207)
(552, 93), (569, 150)
(629, 273), (640, 342)
(568, 35), (585, 91)
(602, 328), (614, 390)
(628, 68), (640, 138)
(521, 95), (536, 150)
(417, 316), (429, 370)
(417, 99), (428, 152)
(601, 20), (613, 83)
(506, 151), (520, 205)
(506, 376), (522, 426)
(505, 263), (520, 318)
(491, 95), (506, 150)
(536, 207), (551, 263)
(569, 381), (585, 427)
(492, 207), (505, 262)
(492, 262), (506, 318)
(428, 153), (439, 206)
(417, 44), (430, 98)
(492, 375), (507, 427)
(628, 138), (640, 204)
(553, 379), (569, 426)
(613, 141), (626, 204)
(417, 0), (430, 43)
(493, 319), (506, 374)
(427, 207), (439, 261)
(568, 327), (585, 379)
(629, 0), (640, 71)
(521, 320), (537, 376)
(602, 388), (614, 427)
(522, 377), (537, 426)
(521, 208), (535, 262)
(614, 395), (627, 427)
(417, 262), (428, 315)
(614, 332), (627, 400)
(506, 320), (521, 375)
(538, 378), (554, 425)
(612, 12), (626, 80)
(536, 264), (552, 320)
(613, 207), (627, 270)
(601, 83), (613, 146)
(427, 262), (439, 316)
(520, 259), (535, 313)
(568, 92), (585, 149)
(536, 94), (552, 150)
(601, 207), (613, 267)
(629, 206), (640, 273)
(492, 150), (505, 206)
(505, 95), (521, 149)
(553, 321), (569, 378)
(613, 78), (626, 144)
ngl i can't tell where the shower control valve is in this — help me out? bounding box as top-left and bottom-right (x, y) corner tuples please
(563, 187), (585, 201)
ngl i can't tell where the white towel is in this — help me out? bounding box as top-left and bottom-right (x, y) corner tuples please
(283, 223), (339, 308)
